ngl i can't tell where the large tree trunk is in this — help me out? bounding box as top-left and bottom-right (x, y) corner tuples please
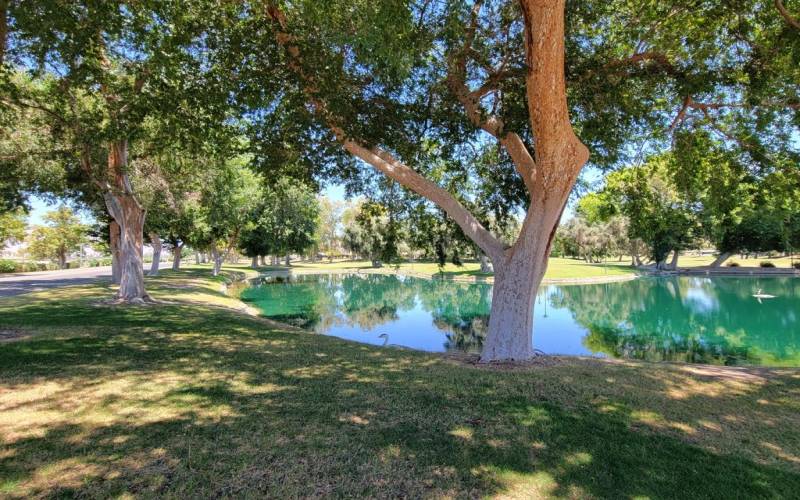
(710, 251), (731, 268)
(148, 232), (161, 276)
(172, 243), (183, 271)
(58, 249), (67, 270)
(103, 141), (149, 302)
(105, 193), (148, 301)
(110, 220), (121, 285)
(480, 203), (562, 362)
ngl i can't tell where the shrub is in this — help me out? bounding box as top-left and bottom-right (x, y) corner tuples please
(760, 261), (776, 268)
(794, 262), (800, 270)
(0, 260), (16, 273)
(727, 262), (740, 267)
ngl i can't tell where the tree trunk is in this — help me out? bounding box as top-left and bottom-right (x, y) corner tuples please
(710, 251), (731, 268)
(260, 255), (266, 266)
(479, 253), (493, 273)
(148, 232), (161, 276)
(172, 243), (183, 271)
(105, 192), (148, 302)
(195, 252), (201, 265)
(211, 246), (222, 276)
(481, 221), (554, 362)
(285, 255), (291, 266)
(251, 255), (258, 268)
(110, 220), (121, 285)
(58, 249), (67, 270)
(102, 141), (149, 302)
(666, 250), (679, 270)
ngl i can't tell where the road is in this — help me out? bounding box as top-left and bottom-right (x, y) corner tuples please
(0, 265), (172, 298)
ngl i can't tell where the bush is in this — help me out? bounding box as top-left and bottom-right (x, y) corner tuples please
(727, 262), (740, 267)
(760, 261), (776, 268)
(0, 260), (16, 273)
(793, 262), (800, 270)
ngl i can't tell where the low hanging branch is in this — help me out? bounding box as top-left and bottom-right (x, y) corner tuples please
(264, 2), (505, 262)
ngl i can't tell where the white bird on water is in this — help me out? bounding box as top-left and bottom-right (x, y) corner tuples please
(752, 288), (776, 303)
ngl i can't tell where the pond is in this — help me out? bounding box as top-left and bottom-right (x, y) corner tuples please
(239, 273), (800, 367)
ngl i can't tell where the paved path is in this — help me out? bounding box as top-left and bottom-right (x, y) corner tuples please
(0, 266), (114, 298)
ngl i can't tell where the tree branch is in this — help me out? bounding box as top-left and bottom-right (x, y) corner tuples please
(264, 2), (505, 261)
(776, 0), (800, 30)
(446, 0), (537, 194)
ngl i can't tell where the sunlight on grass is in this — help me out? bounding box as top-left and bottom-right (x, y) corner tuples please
(1, 269), (799, 497)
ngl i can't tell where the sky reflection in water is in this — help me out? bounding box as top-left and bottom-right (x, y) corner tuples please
(240, 273), (800, 367)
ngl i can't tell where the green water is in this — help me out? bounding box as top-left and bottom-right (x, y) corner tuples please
(240, 273), (800, 367)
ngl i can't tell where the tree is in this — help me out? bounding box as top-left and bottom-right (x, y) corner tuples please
(193, 158), (262, 276)
(240, 0), (797, 361)
(0, 206), (25, 251)
(3, 1), (232, 302)
(256, 177), (321, 266)
(26, 206), (86, 269)
(343, 201), (399, 267)
(312, 196), (345, 260)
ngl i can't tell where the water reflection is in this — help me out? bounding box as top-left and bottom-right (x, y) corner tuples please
(240, 274), (800, 367)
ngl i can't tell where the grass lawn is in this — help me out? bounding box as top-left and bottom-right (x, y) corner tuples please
(272, 257), (637, 280)
(677, 254), (799, 269)
(1, 268), (799, 497)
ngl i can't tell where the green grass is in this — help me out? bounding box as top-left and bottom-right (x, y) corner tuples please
(270, 257), (637, 280)
(1, 269), (799, 497)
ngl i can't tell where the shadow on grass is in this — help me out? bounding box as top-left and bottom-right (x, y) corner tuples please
(1, 288), (799, 497)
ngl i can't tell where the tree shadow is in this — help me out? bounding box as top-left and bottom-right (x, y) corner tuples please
(1, 294), (799, 497)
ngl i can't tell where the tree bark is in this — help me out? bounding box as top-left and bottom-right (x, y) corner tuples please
(285, 254), (291, 266)
(105, 191), (148, 301)
(172, 243), (183, 271)
(110, 220), (122, 285)
(195, 252), (201, 265)
(251, 255), (258, 268)
(710, 251), (731, 268)
(148, 232), (161, 276)
(103, 141), (149, 302)
(260, 255), (266, 266)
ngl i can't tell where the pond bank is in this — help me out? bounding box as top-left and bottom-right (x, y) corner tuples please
(255, 266), (641, 285)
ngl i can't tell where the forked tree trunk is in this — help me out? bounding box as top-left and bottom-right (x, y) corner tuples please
(710, 251), (731, 268)
(172, 243), (183, 271)
(102, 141), (149, 302)
(110, 220), (121, 285)
(105, 192), (148, 301)
(148, 232), (161, 276)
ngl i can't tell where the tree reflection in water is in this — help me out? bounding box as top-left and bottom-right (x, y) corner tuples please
(242, 274), (800, 366)
(553, 277), (800, 366)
